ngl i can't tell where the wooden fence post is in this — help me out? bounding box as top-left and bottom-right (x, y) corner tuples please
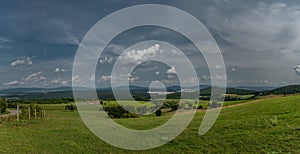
(42, 110), (44, 118)
(17, 104), (19, 122)
(28, 107), (30, 120)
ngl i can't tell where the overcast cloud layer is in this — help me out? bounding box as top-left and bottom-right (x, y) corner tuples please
(0, 0), (300, 89)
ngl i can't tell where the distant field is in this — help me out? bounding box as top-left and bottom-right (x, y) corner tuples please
(0, 95), (299, 153)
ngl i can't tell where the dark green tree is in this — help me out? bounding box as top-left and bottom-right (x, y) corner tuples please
(0, 98), (7, 113)
(155, 109), (162, 116)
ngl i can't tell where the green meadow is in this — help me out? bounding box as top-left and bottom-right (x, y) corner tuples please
(0, 95), (299, 153)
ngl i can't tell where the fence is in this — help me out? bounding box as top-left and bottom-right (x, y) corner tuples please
(0, 104), (46, 122)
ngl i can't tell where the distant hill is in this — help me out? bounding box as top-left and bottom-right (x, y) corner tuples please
(200, 87), (257, 95)
(2, 85), (300, 100)
(234, 86), (277, 92)
(0, 87), (79, 94)
(0, 87), (48, 93)
(263, 85), (300, 95)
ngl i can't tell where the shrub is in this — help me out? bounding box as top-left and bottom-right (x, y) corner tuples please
(99, 100), (104, 105)
(208, 100), (221, 108)
(170, 102), (179, 111)
(161, 100), (179, 110)
(103, 105), (138, 119)
(187, 102), (193, 109)
(20, 108), (28, 118)
(65, 104), (77, 111)
(155, 109), (162, 116)
(161, 103), (169, 109)
(0, 99), (7, 114)
(7, 102), (17, 108)
(197, 105), (203, 109)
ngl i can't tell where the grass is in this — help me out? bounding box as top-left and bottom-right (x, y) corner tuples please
(0, 95), (299, 153)
(223, 99), (250, 107)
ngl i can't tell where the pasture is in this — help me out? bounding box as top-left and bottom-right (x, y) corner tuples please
(0, 95), (299, 153)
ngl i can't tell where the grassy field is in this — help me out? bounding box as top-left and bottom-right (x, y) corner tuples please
(0, 95), (300, 153)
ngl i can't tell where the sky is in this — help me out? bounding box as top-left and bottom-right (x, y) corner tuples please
(0, 0), (300, 89)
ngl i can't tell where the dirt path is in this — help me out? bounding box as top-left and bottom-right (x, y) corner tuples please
(172, 95), (282, 115)
(0, 110), (20, 117)
(222, 95), (280, 109)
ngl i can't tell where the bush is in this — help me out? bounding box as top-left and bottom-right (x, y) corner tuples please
(170, 102), (179, 111)
(99, 100), (104, 105)
(20, 108), (28, 118)
(7, 102), (17, 108)
(65, 104), (77, 111)
(161, 103), (169, 109)
(197, 105), (203, 109)
(103, 105), (138, 119)
(155, 109), (162, 116)
(0, 99), (7, 114)
(208, 100), (221, 108)
(161, 100), (179, 110)
(187, 102), (193, 109)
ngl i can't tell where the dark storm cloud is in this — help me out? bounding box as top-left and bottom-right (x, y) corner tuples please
(0, 0), (300, 88)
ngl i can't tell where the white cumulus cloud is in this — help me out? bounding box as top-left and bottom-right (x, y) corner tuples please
(72, 75), (79, 81)
(99, 57), (113, 64)
(89, 75), (95, 81)
(167, 66), (176, 74)
(54, 68), (66, 73)
(129, 76), (139, 82)
(24, 71), (44, 81)
(11, 56), (33, 67)
(294, 65), (300, 75)
(3, 80), (24, 86)
(61, 80), (69, 86)
(119, 44), (162, 64)
(215, 65), (223, 69)
(50, 77), (61, 84)
(100, 75), (112, 81)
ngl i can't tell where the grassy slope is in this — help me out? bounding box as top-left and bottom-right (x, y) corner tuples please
(0, 95), (300, 153)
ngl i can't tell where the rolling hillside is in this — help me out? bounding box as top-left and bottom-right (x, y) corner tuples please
(263, 85), (300, 95)
(0, 95), (299, 153)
